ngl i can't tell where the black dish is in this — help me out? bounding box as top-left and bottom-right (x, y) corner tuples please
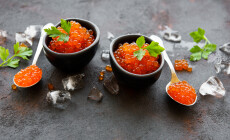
(43, 18), (100, 71)
(110, 34), (165, 87)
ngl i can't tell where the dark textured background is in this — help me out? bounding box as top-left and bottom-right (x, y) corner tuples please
(0, 0), (230, 139)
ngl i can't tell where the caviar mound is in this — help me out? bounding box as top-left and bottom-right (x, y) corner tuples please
(48, 21), (95, 53)
(114, 42), (160, 74)
(167, 81), (196, 105)
(175, 59), (192, 72)
(14, 65), (42, 87)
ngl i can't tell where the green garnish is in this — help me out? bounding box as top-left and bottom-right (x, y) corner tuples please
(44, 19), (71, 42)
(189, 28), (216, 61)
(0, 42), (33, 68)
(133, 36), (165, 61)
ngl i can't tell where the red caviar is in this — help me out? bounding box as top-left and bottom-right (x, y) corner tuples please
(174, 59), (192, 72)
(168, 81), (196, 105)
(14, 65), (42, 87)
(114, 42), (160, 74)
(48, 21), (95, 53)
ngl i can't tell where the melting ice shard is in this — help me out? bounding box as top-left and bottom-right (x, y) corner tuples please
(101, 50), (110, 61)
(199, 76), (226, 98)
(107, 32), (115, 41)
(88, 87), (103, 102)
(24, 25), (43, 38)
(219, 42), (230, 54)
(46, 90), (71, 109)
(15, 33), (33, 46)
(160, 26), (182, 42)
(214, 62), (225, 74)
(214, 61), (230, 74)
(0, 30), (7, 45)
(223, 63), (230, 75)
(62, 73), (85, 91)
(15, 25), (42, 46)
(103, 75), (119, 95)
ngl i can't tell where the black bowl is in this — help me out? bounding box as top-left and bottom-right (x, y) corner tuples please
(110, 34), (165, 87)
(43, 18), (100, 71)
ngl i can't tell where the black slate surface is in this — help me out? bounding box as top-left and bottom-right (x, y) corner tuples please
(0, 0), (230, 139)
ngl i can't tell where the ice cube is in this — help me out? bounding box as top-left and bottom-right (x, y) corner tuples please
(160, 26), (181, 42)
(24, 25), (42, 38)
(214, 61), (230, 74)
(199, 76), (226, 98)
(103, 75), (119, 95)
(0, 30), (7, 45)
(223, 63), (230, 75)
(88, 87), (103, 102)
(15, 32), (33, 46)
(219, 42), (230, 54)
(46, 90), (71, 109)
(101, 50), (110, 61)
(214, 61), (225, 73)
(15, 25), (42, 46)
(62, 73), (85, 91)
(107, 32), (115, 41)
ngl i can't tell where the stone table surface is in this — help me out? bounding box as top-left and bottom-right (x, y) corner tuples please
(0, 0), (230, 139)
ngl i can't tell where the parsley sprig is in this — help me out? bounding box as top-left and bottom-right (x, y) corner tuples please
(133, 36), (165, 61)
(189, 28), (216, 61)
(44, 19), (71, 42)
(0, 42), (33, 68)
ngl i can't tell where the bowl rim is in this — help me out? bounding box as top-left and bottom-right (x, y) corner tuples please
(110, 34), (165, 77)
(43, 18), (100, 56)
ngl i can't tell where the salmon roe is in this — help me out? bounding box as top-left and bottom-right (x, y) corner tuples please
(14, 65), (42, 87)
(167, 81), (196, 105)
(174, 59), (192, 72)
(48, 21), (95, 53)
(114, 42), (160, 74)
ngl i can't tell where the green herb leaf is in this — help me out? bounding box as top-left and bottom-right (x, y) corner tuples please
(0, 42), (33, 68)
(44, 26), (63, 37)
(190, 51), (202, 61)
(15, 46), (33, 60)
(203, 43), (216, 52)
(134, 49), (146, 61)
(136, 36), (145, 48)
(14, 42), (19, 54)
(202, 50), (212, 59)
(189, 28), (205, 43)
(57, 34), (70, 42)
(189, 28), (217, 61)
(190, 45), (202, 53)
(145, 41), (165, 57)
(61, 19), (71, 34)
(7, 59), (20, 68)
(44, 23), (70, 43)
(0, 46), (9, 61)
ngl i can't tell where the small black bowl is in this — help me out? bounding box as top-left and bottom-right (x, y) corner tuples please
(43, 18), (100, 71)
(110, 34), (165, 87)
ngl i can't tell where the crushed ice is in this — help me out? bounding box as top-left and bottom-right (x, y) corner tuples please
(62, 73), (85, 91)
(101, 50), (110, 61)
(199, 76), (226, 98)
(107, 32), (115, 41)
(103, 75), (119, 95)
(88, 87), (103, 102)
(159, 26), (182, 42)
(15, 25), (43, 46)
(219, 42), (230, 54)
(214, 61), (230, 74)
(0, 30), (7, 45)
(46, 90), (71, 109)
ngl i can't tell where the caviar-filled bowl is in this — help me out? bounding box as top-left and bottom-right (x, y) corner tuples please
(43, 18), (100, 71)
(110, 34), (165, 87)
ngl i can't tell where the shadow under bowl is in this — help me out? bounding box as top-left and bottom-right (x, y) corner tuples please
(43, 18), (100, 71)
(110, 34), (165, 88)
